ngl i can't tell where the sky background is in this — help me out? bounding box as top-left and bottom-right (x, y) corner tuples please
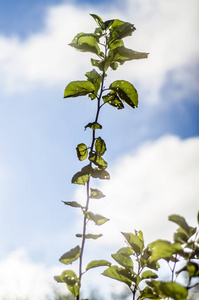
(0, 0), (199, 299)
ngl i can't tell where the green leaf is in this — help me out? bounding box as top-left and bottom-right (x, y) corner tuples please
(122, 232), (144, 255)
(91, 58), (104, 71)
(116, 247), (134, 256)
(117, 268), (137, 283)
(85, 122), (102, 130)
(110, 46), (149, 65)
(76, 233), (103, 239)
(86, 260), (111, 270)
(89, 153), (108, 169)
(141, 270), (158, 280)
(94, 27), (103, 37)
(69, 32), (100, 55)
(109, 19), (136, 43)
(76, 143), (88, 161)
(140, 247), (160, 270)
(110, 62), (119, 70)
(169, 214), (196, 237)
(59, 246), (81, 265)
(177, 261), (199, 277)
(90, 188), (105, 199)
(62, 201), (83, 209)
(148, 240), (182, 263)
(91, 168), (110, 180)
(85, 69), (101, 84)
(72, 171), (90, 185)
(112, 253), (133, 269)
(85, 69), (102, 100)
(61, 270), (79, 285)
(103, 19), (114, 30)
(109, 39), (124, 50)
(173, 228), (189, 244)
(140, 286), (161, 299)
(87, 211), (109, 225)
(64, 81), (95, 98)
(147, 281), (188, 300)
(103, 91), (124, 109)
(71, 164), (93, 185)
(58, 270), (79, 297)
(110, 80), (138, 108)
(54, 275), (63, 283)
(102, 265), (132, 287)
(90, 14), (105, 29)
(95, 137), (106, 156)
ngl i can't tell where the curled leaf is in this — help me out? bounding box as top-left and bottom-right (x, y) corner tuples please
(110, 80), (138, 108)
(59, 246), (81, 265)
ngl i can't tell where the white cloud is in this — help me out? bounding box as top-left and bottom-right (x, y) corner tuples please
(0, 0), (198, 102)
(75, 135), (199, 248)
(0, 249), (67, 300)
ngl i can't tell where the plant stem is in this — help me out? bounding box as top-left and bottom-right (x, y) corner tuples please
(76, 36), (108, 299)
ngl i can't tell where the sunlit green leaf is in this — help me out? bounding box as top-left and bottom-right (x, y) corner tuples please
(112, 253), (133, 269)
(62, 201), (83, 209)
(69, 32), (100, 55)
(94, 27), (103, 37)
(89, 153), (108, 169)
(58, 270), (79, 297)
(122, 232), (144, 255)
(85, 122), (102, 130)
(116, 247), (134, 256)
(76, 233), (103, 239)
(141, 270), (158, 280)
(95, 137), (106, 156)
(90, 14), (105, 29)
(147, 281), (188, 300)
(140, 248), (160, 270)
(169, 214), (196, 237)
(148, 240), (182, 263)
(59, 246), (81, 265)
(140, 286), (161, 299)
(71, 164), (93, 185)
(177, 261), (199, 277)
(109, 19), (136, 43)
(173, 228), (189, 243)
(76, 143), (88, 161)
(109, 39), (124, 50)
(64, 81), (95, 98)
(71, 171), (90, 185)
(86, 260), (111, 270)
(110, 62), (119, 70)
(137, 230), (144, 242)
(90, 188), (105, 199)
(110, 46), (149, 65)
(102, 265), (132, 287)
(85, 69), (102, 99)
(117, 268), (137, 283)
(87, 211), (109, 225)
(91, 58), (104, 71)
(103, 91), (124, 109)
(110, 80), (138, 108)
(103, 19), (114, 30)
(91, 168), (110, 180)
(54, 275), (63, 283)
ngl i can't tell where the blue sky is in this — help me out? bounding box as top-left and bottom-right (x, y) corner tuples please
(0, 0), (199, 298)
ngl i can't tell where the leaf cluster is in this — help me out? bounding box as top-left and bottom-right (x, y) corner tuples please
(102, 213), (199, 300)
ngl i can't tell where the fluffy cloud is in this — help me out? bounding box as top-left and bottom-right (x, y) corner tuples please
(0, 0), (198, 102)
(0, 249), (67, 299)
(75, 135), (199, 248)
